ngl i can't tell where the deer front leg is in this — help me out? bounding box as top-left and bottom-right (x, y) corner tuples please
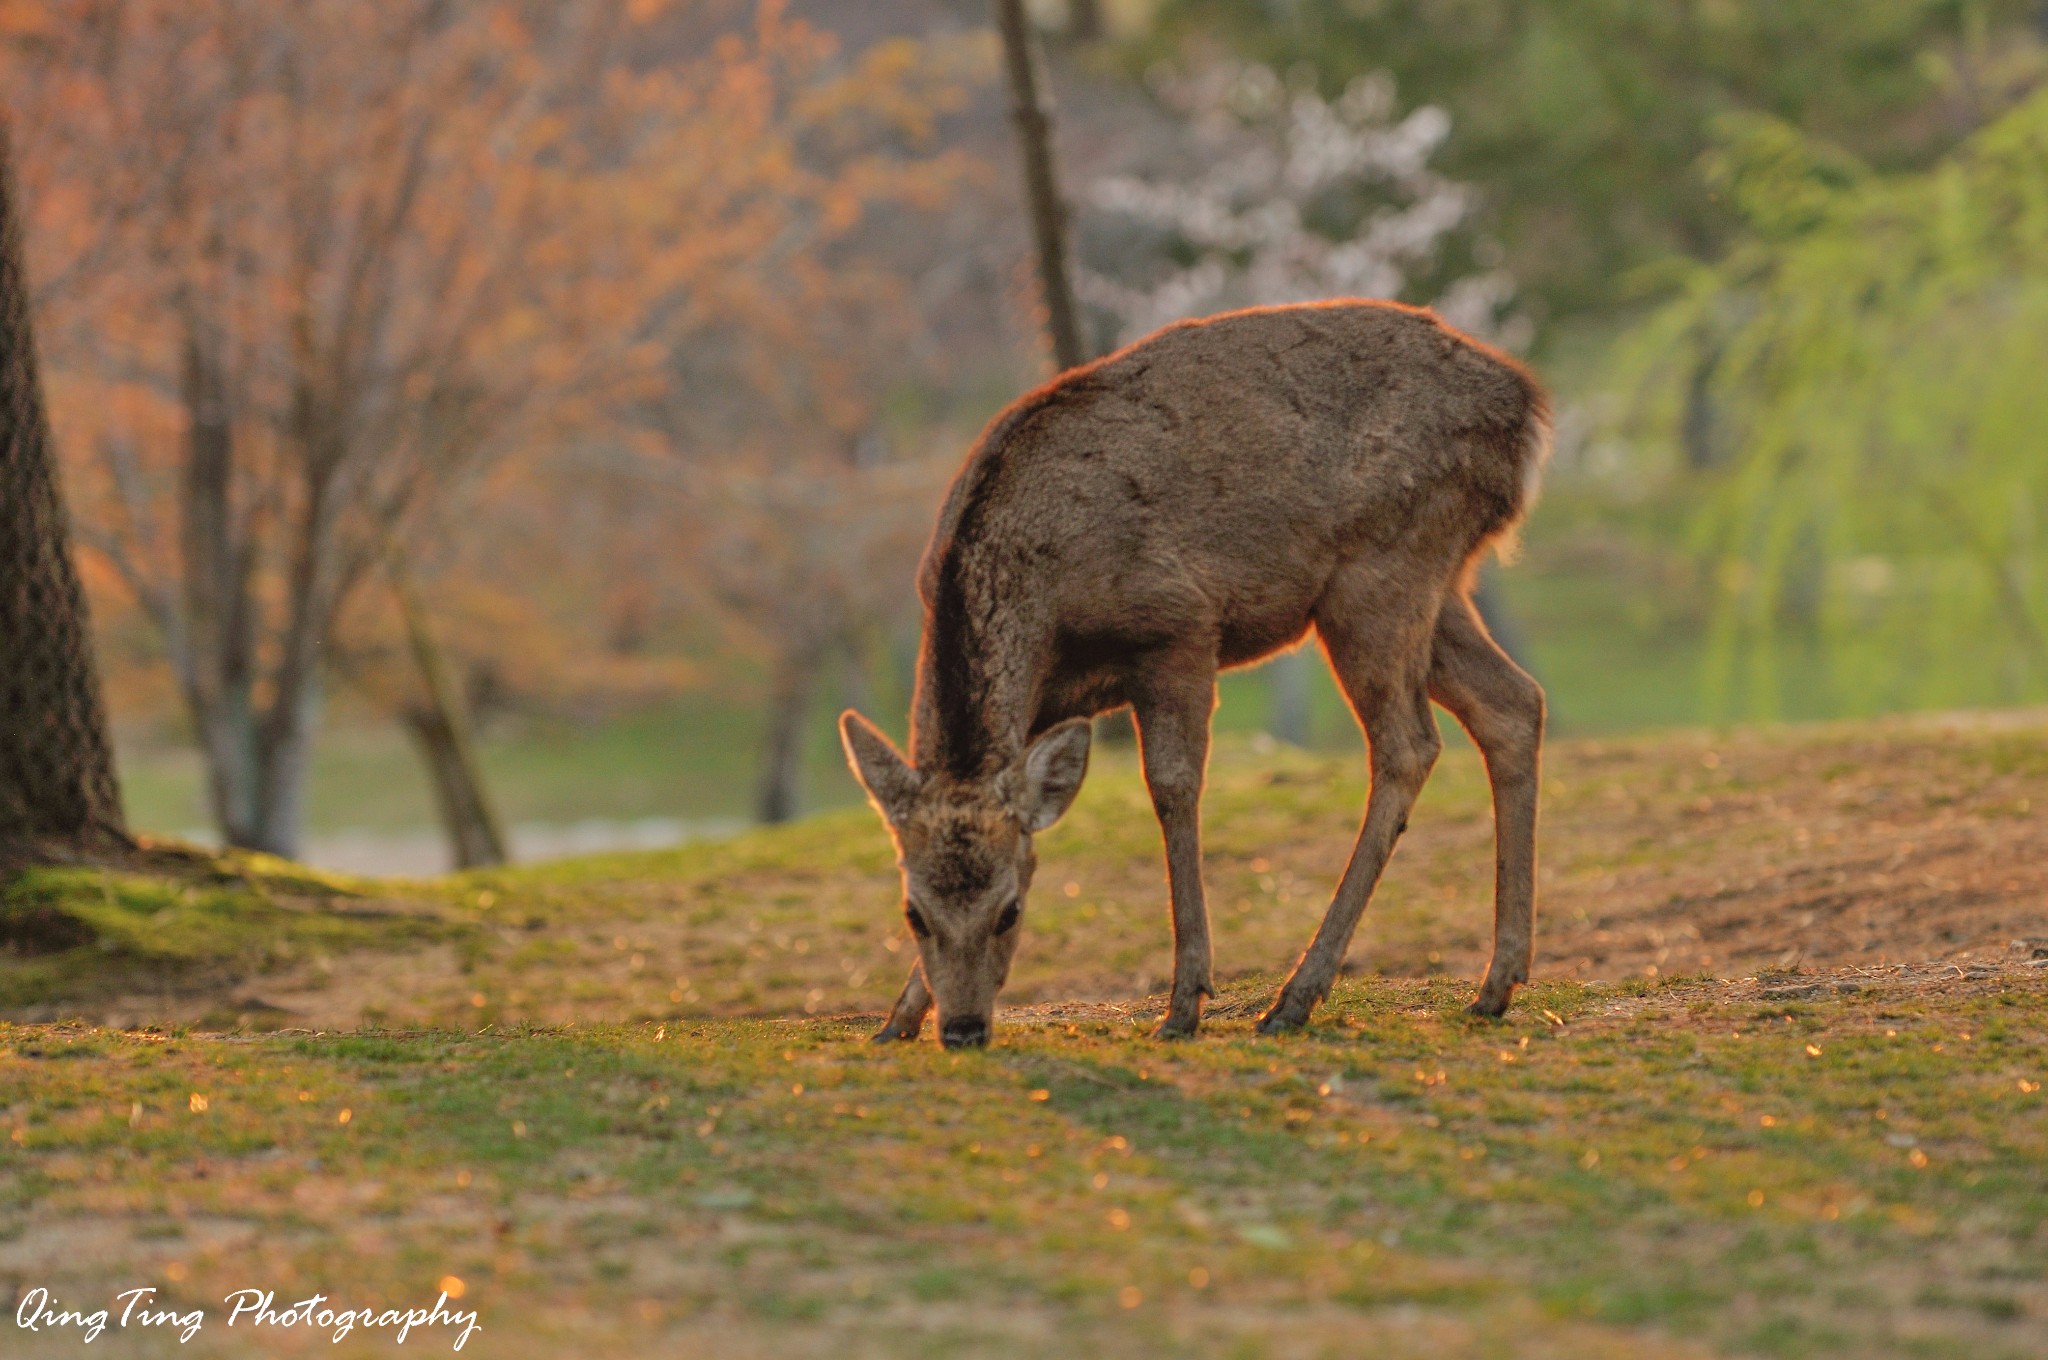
(1132, 664), (1218, 1039)
(871, 960), (931, 1042)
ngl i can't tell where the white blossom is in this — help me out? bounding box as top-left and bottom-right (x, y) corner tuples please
(1080, 59), (1525, 348)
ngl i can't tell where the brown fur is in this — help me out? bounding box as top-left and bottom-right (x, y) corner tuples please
(843, 300), (1549, 1046)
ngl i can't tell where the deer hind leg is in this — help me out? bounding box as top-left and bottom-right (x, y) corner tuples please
(1131, 657), (1219, 1038)
(1428, 593), (1545, 1017)
(1258, 588), (1443, 1035)
(871, 961), (932, 1042)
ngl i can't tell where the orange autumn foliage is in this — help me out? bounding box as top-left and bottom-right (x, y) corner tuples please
(3, 0), (980, 850)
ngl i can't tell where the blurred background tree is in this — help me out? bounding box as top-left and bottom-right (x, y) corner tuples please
(6, 0), (972, 862)
(1074, 54), (1529, 739)
(6, 0), (2047, 869)
(1624, 90), (2048, 718)
(1145, 0), (2048, 326)
(1134, 0), (2048, 732)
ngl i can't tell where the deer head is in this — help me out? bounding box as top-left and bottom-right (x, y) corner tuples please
(839, 711), (1090, 1047)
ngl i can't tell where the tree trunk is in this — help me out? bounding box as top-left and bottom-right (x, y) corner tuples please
(1681, 348), (1723, 470)
(184, 659), (323, 859)
(174, 322), (265, 846)
(994, 0), (1088, 372)
(1267, 646), (1314, 746)
(402, 706), (507, 871)
(1472, 571), (1532, 673)
(0, 119), (126, 860)
(837, 634), (873, 720)
(246, 674), (321, 859)
(1068, 0), (1104, 41)
(1094, 708), (1137, 746)
(193, 701), (262, 848)
(756, 647), (820, 825)
(389, 546), (506, 869)
(167, 318), (332, 860)
(239, 471), (340, 861)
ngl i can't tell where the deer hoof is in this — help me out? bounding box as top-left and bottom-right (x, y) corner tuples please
(1466, 986), (1513, 1019)
(1255, 1002), (1310, 1035)
(870, 1020), (920, 1043)
(1153, 1015), (1200, 1041)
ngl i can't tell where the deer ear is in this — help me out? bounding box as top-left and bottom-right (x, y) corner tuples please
(1015, 718), (1091, 833)
(841, 711), (921, 826)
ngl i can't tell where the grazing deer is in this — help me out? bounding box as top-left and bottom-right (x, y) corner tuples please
(841, 300), (1549, 1049)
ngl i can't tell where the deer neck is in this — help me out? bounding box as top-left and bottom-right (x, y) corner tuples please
(910, 543), (1043, 782)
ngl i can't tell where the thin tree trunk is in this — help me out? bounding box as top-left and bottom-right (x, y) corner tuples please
(239, 469), (338, 860)
(757, 647), (819, 825)
(1681, 348), (1723, 470)
(994, 0), (1088, 372)
(1267, 646), (1313, 746)
(1094, 708), (1137, 746)
(194, 702), (261, 848)
(175, 321), (265, 846)
(247, 673), (321, 859)
(0, 118), (126, 860)
(838, 634), (873, 720)
(389, 544), (506, 869)
(1472, 571), (1532, 672)
(402, 706), (506, 871)
(997, 0), (1106, 737)
(1068, 0), (1104, 41)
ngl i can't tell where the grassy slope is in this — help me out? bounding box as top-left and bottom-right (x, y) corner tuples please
(5, 715), (2048, 1358)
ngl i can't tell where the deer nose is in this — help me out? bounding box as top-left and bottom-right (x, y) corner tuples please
(940, 1016), (990, 1049)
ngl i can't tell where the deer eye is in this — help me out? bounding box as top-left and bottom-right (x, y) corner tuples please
(905, 906), (931, 939)
(993, 900), (1021, 935)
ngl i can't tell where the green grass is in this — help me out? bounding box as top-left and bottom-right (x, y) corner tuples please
(0, 855), (464, 1016)
(1, 979), (2042, 1358)
(6, 714), (2048, 1356)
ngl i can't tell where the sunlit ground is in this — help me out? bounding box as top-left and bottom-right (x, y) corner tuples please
(5, 714), (2048, 1356)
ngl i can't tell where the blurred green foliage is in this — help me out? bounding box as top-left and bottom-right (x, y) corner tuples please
(1622, 89), (2048, 716)
(1143, 0), (2048, 725)
(1147, 0), (2048, 325)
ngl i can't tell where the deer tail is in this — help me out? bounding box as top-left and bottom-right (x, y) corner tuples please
(1477, 368), (1552, 568)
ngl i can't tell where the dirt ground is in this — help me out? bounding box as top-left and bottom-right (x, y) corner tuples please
(9, 708), (2048, 1033)
(1444, 710), (2048, 984)
(1006, 707), (2048, 1014)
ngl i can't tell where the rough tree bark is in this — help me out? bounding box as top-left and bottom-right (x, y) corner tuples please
(994, 0), (1088, 372)
(0, 119), (127, 862)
